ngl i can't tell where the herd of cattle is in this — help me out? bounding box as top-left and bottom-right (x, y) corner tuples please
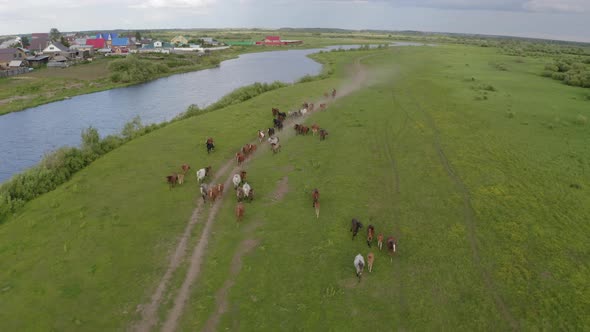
(164, 88), (397, 281)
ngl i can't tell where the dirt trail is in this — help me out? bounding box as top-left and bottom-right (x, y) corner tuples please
(202, 237), (260, 332)
(132, 53), (377, 332)
(132, 160), (236, 332)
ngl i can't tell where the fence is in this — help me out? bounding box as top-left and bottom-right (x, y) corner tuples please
(0, 67), (29, 78)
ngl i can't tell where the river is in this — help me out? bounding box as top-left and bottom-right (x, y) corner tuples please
(0, 42), (430, 183)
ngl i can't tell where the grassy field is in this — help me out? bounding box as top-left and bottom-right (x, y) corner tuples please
(1, 43), (589, 331)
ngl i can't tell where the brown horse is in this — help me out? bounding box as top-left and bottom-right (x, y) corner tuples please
(367, 253), (374, 272)
(236, 152), (245, 166)
(272, 108), (279, 117)
(240, 171), (247, 182)
(311, 124), (320, 136)
(166, 173), (178, 189)
(320, 103), (327, 111)
(377, 234), (384, 251)
(314, 201), (320, 219)
(367, 225), (375, 247)
(350, 218), (363, 240)
(181, 164), (191, 174)
(312, 189), (320, 206)
(319, 129), (328, 141)
(236, 202), (245, 223)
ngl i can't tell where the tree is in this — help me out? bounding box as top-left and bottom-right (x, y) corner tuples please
(60, 36), (70, 47)
(20, 36), (30, 48)
(49, 28), (61, 41)
(135, 31), (142, 41)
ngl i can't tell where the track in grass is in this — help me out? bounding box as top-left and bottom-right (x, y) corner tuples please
(408, 94), (519, 330)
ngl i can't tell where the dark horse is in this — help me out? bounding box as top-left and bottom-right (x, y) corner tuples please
(312, 188), (320, 207)
(206, 137), (215, 154)
(273, 118), (284, 130)
(350, 218), (363, 240)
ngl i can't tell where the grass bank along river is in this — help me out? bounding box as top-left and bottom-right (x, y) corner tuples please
(1, 43), (588, 331)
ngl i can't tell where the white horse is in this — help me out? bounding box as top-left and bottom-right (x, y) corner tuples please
(196, 168), (207, 183)
(354, 254), (365, 281)
(268, 136), (279, 145)
(232, 174), (241, 189)
(242, 182), (251, 198)
(299, 108), (308, 116)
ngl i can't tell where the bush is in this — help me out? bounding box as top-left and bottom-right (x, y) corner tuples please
(0, 116), (155, 223)
(108, 56), (170, 83)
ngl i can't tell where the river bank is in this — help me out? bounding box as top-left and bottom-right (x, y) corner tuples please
(0, 50), (244, 116)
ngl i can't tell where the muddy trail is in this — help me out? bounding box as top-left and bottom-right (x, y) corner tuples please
(132, 54), (377, 332)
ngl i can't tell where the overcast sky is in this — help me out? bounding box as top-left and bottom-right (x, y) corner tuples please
(0, 0), (589, 42)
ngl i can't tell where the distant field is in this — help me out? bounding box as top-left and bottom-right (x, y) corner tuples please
(1, 43), (589, 331)
(24, 58), (112, 80)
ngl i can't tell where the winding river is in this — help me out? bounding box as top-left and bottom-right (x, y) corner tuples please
(0, 42), (429, 183)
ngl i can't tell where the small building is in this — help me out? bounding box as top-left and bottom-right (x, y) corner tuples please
(154, 41), (163, 48)
(171, 35), (188, 45)
(8, 60), (25, 68)
(25, 55), (49, 67)
(0, 48), (27, 68)
(47, 55), (70, 68)
(29, 33), (50, 53)
(255, 36), (302, 46)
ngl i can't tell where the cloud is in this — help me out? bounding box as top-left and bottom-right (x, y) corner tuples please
(130, 0), (216, 9)
(523, 0), (590, 13)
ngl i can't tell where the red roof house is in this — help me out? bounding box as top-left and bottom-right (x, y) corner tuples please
(255, 36), (302, 46)
(86, 38), (106, 49)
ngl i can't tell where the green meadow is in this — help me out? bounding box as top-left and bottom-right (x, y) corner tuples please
(1, 43), (589, 331)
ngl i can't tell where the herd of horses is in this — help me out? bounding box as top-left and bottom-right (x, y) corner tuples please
(164, 87), (397, 281)
(350, 218), (398, 281)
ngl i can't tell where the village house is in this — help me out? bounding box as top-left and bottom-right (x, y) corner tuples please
(42, 41), (74, 59)
(171, 35), (188, 45)
(198, 37), (220, 46)
(86, 38), (106, 50)
(154, 40), (163, 48)
(255, 35), (303, 46)
(0, 48), (28, 69)
(29, 33), (50, 53)
(111, 37), (130, 53)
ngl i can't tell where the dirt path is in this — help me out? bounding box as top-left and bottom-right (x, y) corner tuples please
(202, 231), (260, 332)
(132, 53), (377, 332)
(132, 160), (236, 332)
(408, 96), (519, 330)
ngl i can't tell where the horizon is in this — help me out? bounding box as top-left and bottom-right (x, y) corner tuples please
(0, 0), (589, 43)
(3, 27), (590, 46)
